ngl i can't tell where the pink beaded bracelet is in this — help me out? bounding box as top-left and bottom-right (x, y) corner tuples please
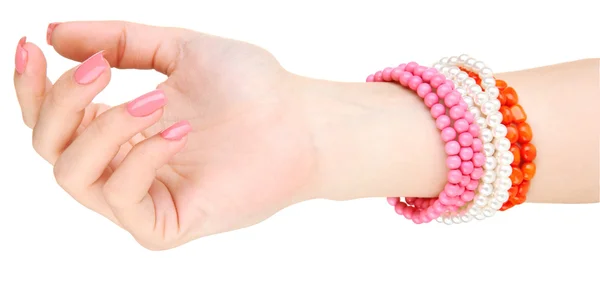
(367, 62), (484, 224)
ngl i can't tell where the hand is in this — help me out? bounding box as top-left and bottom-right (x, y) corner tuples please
(14, 21), (317, 250)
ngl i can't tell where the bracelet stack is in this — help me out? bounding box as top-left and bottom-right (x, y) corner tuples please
(370, 55), (536, 224)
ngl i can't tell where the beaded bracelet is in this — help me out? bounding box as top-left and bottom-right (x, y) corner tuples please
(458, 66), (536, 210)
(370, 62), (484, 224)
(431, 55), (513, 224)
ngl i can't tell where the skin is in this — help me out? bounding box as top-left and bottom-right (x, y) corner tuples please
(13, 21), (599, 251)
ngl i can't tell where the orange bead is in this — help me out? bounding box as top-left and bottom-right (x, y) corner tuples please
(509, 145), (521, 166)
(517, 122), (533, 143)
(506, 124), (519, 143)
(509, 167), (524, 185)
(499, 106), (513, 125)
(500, 201), (514, 211)
(508, 186), (519, 198)
(496, 79), (508, 90)
(511, 194), (527, 205)
(522, 162), (536, 180)
(502, 87), (519, 106)
(510, 104), (527, 123)
(520, 143), (537, 162)
(518, 181), (531, 197)
(498, 92), (507, 106)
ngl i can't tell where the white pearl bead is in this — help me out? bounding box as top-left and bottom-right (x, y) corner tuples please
(492, 124), (507, 138)
(436, 217), (443, 223)
(476, 117), (487, 128)
(484, 156), (497, 170)
(478, 182), (494, 196)
(475, 194), (488, 207)
(482, 170), (497, 184)
(464, 77), (476, 87)
(495, 190), (510, 202)
(458, 54), (470, 63)
(460, 215), (472, 222)
(440, 57), (449, 64)
(469, 207), (481, 216)
(487, 86), (500, 99)
(474, 61), (485, 71)
(481, 128), (493, 143)
(449, 56), (459, 64)
(494, 178), (512, 191)
(488, 198), (503, 210)
(483, 142), (496, 156)
(481, 101), (496, 115)
(490, 99), (501, 111)
(486, 111), (503, 127)
(497, 151), (514, 165)
(496, 164), (513, 178)
(456, 87), (467, 96)
(482, 208), (495, 217)
(468, 84), (482, 94)
(451, 216), (461, 224)
(433, 63), (443, 70)
(480, 67), (493, 78)
(443, 217), (453, 225)
(474, 92), (489, 105)
(469, 107), (481, 119)
(474, 213), (485, 220)
(463, 96), (474, 107)
(448, 66), (460, 76)
(481, 77), (496, 89)
(494, 137), (511, 151)
(456, 72), (469, 83)
(441, 66), (450, 74)
(466, 58), (476, 67)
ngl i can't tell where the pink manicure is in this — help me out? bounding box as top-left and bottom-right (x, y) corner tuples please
(161, 121), (192, 140)
(46, 22), (60, 45)
(15, 37), (28, 74)
(126, 90), (167, 117)
(74, 51), (107, 85)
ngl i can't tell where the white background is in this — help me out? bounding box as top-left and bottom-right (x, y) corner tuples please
(1, 0), (599, 281)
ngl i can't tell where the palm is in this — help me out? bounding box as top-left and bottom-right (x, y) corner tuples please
(106, 37), (317, 240)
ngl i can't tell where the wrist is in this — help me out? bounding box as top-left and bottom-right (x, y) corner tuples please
(290, 74), (445, 201)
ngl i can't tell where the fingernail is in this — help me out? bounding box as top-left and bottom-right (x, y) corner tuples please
(74, 51), (107, 85)
(46, 22), (60, 45)
(161, 121), (192, 140)
(126, 90), (167, 117)
(15, 37), (28, 74)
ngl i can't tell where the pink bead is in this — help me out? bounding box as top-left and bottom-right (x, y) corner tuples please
(421, 213), (432, 223)
(387, 197), (399, 206)
(430, 103), (446, 118)
(422, 69), (437, 82)
(417, 83), (432, 98)
(394, 204), (404, 215)
(391, 68), (402, 81)
(444, 80), (455, 89)
(436, 84), (452, 98)
(449, 105), (464, 119)
(399, 72), (412, 86)
(472, 152), (486, 167)
(438, 191), (454, 205)
(467, 179), (479, 190)
(426, 207), (438, 218)
(414, 66), (427, 76)
(366, 74), (375, 82)
(444, 92), (460, 107)
(397, 63), (406, 71)
(454, 119), (469, 133)
(458, 100), (468, 110)
(430, 74), (446, 88)
(455, 199), (466, 207)
(403, 206), (415, 219)
(446, 155), (462, 169)
(405, 62), (419, 73)
(459, 147), (474, 161)
(445, 141), (461, 155)
(460, 175), (471, 187)
(458, 132), (473, 146)
(444, 183), (464, 197)
(461, 191), (475, 202)
(446, 205), (459, 212)
(433, 200), (445, 212)
(471, 167), (484, 180)
(460, 161), (474, 175)
(424, 92), (439, 107)
(405, 197), (416, 205)
(468, 123), (480, 137)
(412, 216), (423, 224)
(374, 71), (383, 82)
(408, 76), (423, 90)
(413, 198), (425, 208)
(382, 67), (393, 81)
(441, 127), (456, 142)
(472, 138), (483, 152)
(435, 115), (451, 130)
(464, 111), (474, 123)
(447, 170), (462, 184)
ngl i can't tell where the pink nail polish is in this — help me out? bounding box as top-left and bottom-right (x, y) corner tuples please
(161, 121), (192, 140)
(74, 51), (107, 85)
(15, 37), (28, 74)
(126, 90), (167, 117)
(46, 22), (60, 46)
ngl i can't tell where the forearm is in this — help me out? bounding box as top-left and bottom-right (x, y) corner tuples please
(296, 59), (600, 204)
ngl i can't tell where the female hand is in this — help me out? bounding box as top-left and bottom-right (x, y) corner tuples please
(14, 21), (316, 250)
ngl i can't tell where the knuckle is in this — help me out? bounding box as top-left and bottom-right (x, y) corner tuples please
(52, 159), (73, 190)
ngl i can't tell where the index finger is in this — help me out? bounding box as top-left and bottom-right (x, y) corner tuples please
(48, 21), (194, 75)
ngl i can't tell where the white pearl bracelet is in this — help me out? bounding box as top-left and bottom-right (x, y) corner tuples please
(433, 55), (513, 224)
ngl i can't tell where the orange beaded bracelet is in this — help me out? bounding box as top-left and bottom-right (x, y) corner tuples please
(460, 67), (536, 210)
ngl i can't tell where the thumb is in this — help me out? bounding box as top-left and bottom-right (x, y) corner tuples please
(48, 21), (194, 75)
